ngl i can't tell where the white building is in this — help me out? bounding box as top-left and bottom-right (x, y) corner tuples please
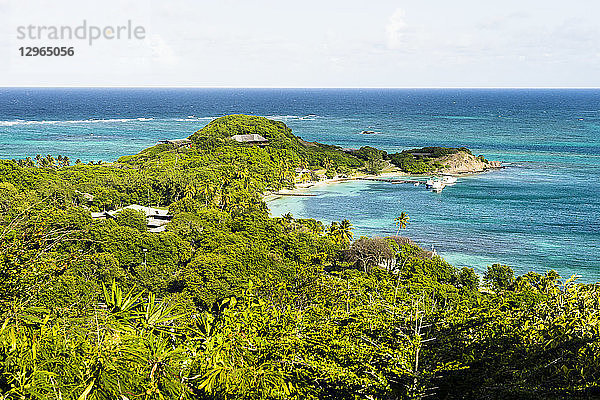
(90, 204), (172, 233)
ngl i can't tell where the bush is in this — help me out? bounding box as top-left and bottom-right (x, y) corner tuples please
(484, 263), (515, 291)
(456, 267), (480, 291)
(351, 146), (387, 161)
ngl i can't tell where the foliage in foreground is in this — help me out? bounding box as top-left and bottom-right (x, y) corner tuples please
(0, 115), (599, 399)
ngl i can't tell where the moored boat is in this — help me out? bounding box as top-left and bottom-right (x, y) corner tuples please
(431, 180), (445, 192)
(442, 176), (457, 185)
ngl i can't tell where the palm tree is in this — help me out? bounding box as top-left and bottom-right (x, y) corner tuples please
(277, 212), (295, 231)
(283, 212), (294, 224)
(45, 154), (56, 168)
(394, 212), (410, 236)
(327, 221), (340, 239)
(199, 182), (214, 206)
(338, 219), (354, 244)
(184, 182), (198, 199)
(220, 189), (233, 210)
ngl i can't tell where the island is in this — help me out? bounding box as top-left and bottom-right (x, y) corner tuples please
(0, 114), (597, 400)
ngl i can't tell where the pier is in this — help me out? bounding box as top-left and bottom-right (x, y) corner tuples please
(273, 192), (318, 197)
(358, 177), (423, 184)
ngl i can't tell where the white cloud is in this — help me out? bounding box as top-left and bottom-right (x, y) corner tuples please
(147, 34), (178, 66)
(385, 8), (408, 50)
(1, 0), (600, 87)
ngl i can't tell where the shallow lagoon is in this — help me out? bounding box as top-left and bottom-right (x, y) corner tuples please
(268, 164), (600, 281)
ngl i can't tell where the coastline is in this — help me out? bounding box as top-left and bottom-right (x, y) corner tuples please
(264, 163), (504, 202)
(263, 170), (407, 202)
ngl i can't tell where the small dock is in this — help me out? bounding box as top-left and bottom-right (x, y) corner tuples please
(274, 192), (318, 197)
(358, 177), (423, 184)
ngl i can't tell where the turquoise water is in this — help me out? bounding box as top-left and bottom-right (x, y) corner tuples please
(268, 168), (600, 280)
(1, 88), (599, 280)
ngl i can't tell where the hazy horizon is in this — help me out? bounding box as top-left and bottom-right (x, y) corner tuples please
(2, 0), (599, 88)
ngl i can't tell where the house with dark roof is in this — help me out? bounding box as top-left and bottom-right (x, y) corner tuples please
(90, 204), (172, 233)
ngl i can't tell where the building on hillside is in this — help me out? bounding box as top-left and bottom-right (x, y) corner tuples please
(75, 190), (95, 202)
(159, 138), (193, 148)
(90, 204), (172, 232)
(295, 167), (312, 174)
(90, 211), (109, 220)
(294, 167), (315, 183)
(230, 134), (269, 147)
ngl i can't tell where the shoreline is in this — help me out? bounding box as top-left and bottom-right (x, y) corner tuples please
(263, 171), (406, 201)
(264, 164), (504, 202)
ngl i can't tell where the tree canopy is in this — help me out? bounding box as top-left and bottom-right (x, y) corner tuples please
(0, 115), (598, 399)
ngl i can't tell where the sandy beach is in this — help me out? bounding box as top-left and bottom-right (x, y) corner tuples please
(263, 170), (409, 201)
(263, 161), (505, 202)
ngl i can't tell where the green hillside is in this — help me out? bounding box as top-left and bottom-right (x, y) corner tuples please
(0, 115), (598, 399)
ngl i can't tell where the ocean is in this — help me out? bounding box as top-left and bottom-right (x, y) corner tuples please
(1, 88), (599, 281)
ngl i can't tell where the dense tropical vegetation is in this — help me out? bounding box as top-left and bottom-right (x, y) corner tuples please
(0, 115), (598, 399)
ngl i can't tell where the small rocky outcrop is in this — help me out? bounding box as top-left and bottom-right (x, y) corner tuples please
(439, 151), (503, 174)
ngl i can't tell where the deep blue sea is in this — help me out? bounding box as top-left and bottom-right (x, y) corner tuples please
(1, 88), (599, 281)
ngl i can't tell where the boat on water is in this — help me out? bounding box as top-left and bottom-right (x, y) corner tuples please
(360, 130), (376, 134)
(431, 180), (445, 192)
(425, 177), (446, 192)
(442, 176), (457, 185)
(425, 175), (453, 191)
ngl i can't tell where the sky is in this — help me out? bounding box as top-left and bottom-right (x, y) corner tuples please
(1, 0), (599, 87)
